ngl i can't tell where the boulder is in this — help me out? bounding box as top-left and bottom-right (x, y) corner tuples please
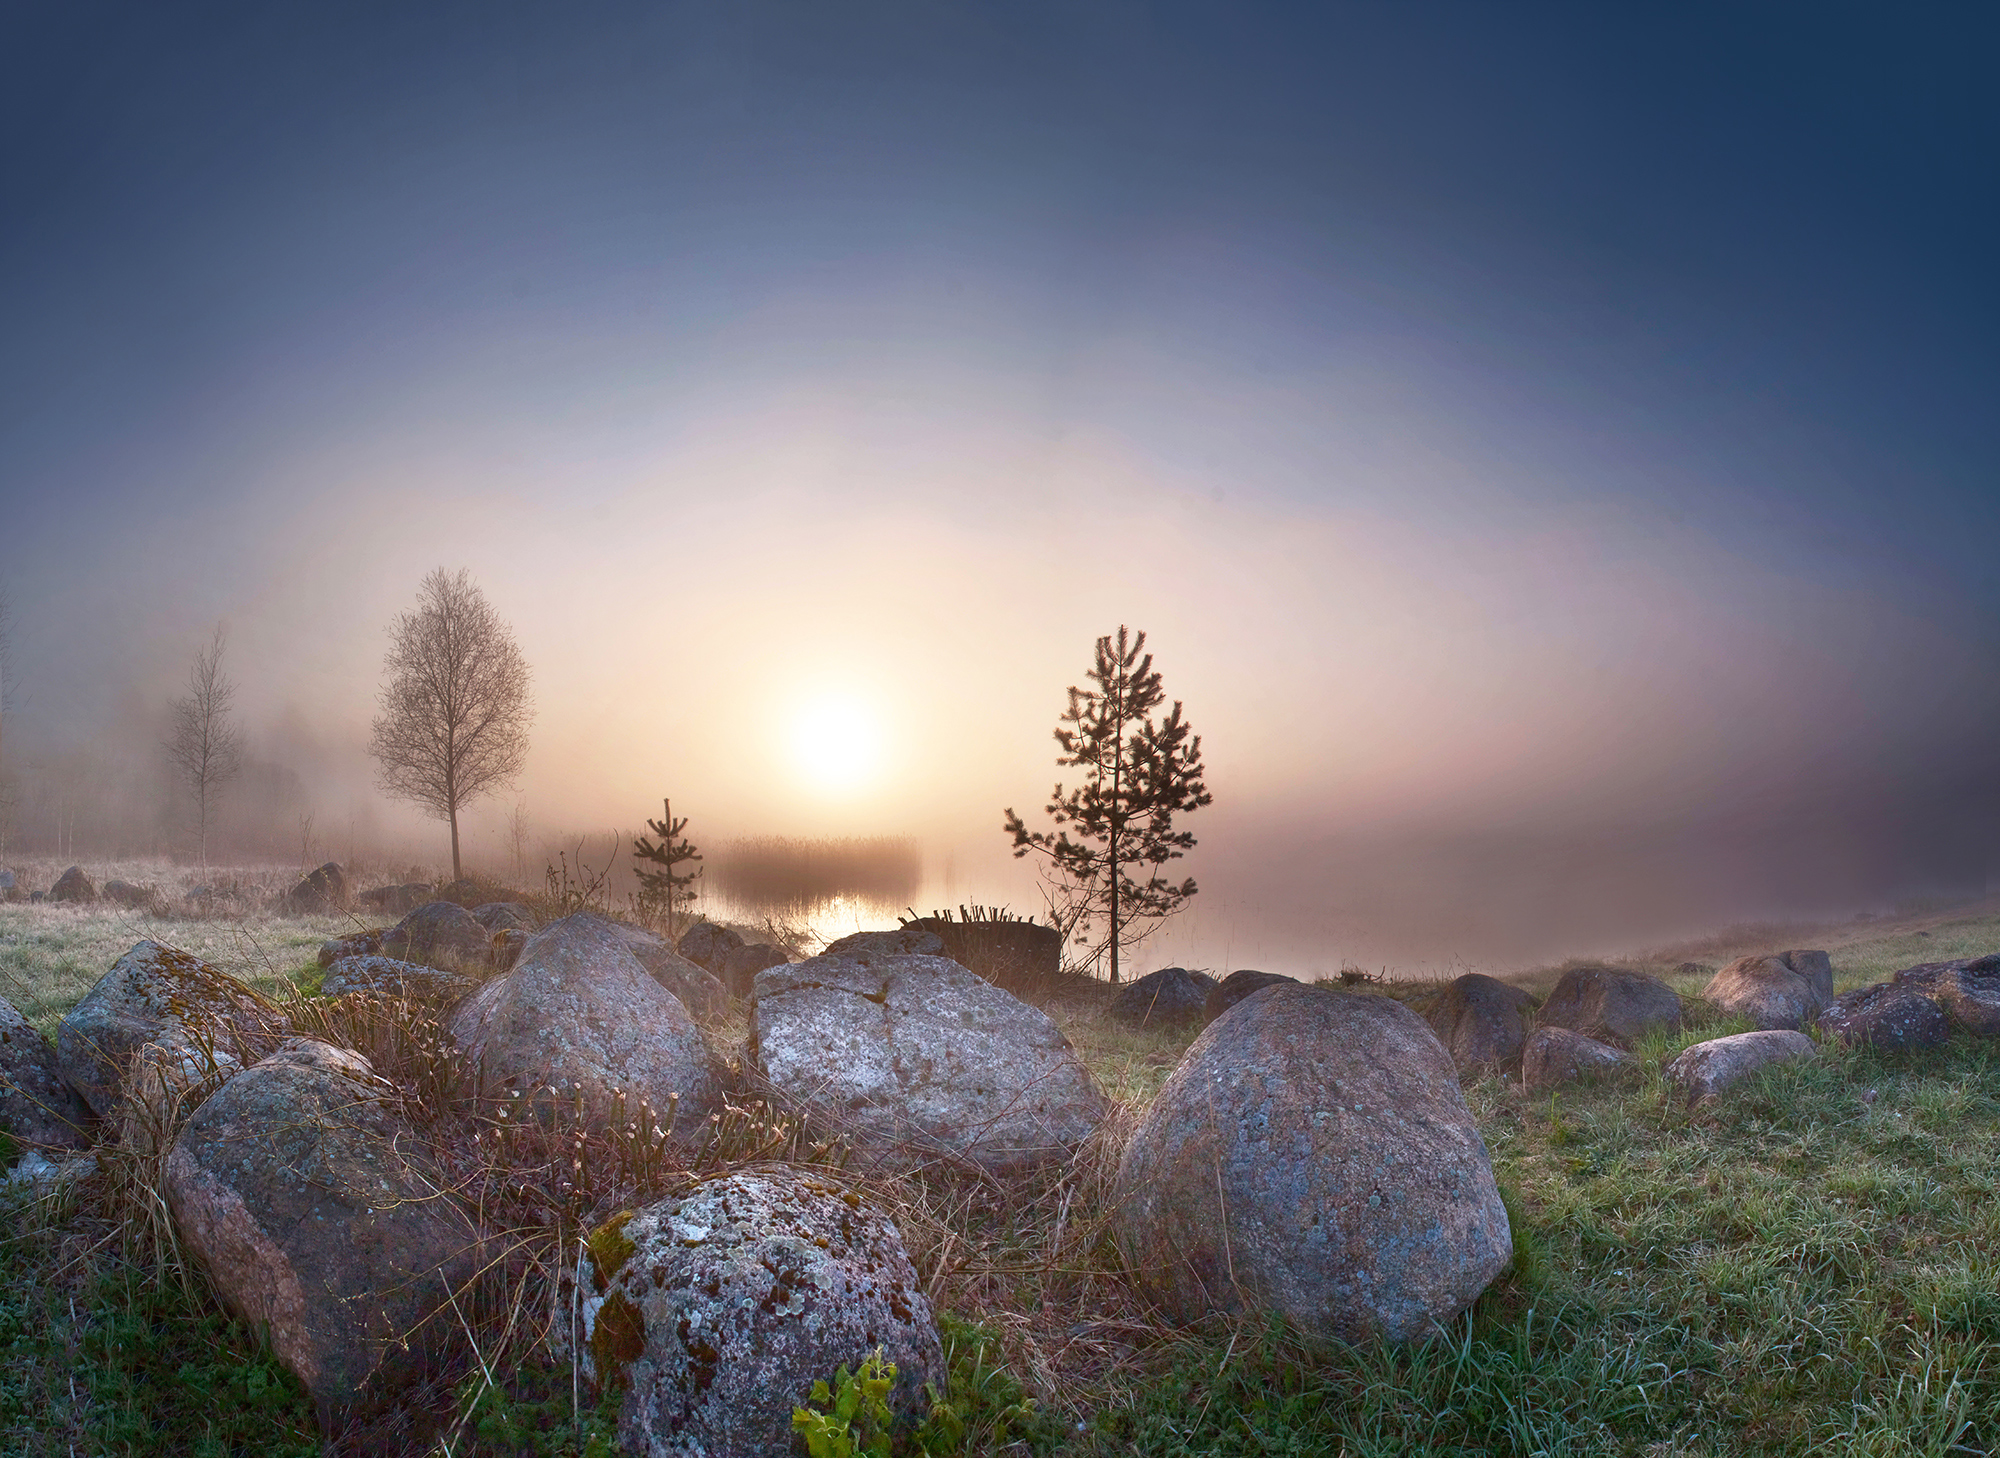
(279, 862), (348, 915)
(0, 868), (14, 892)
(1536, 966), (1682, 1049)
(56, 941), (284, 1119)
(1423, 974), (1535, 1070)
(1704, 952), (1834, 1031)
(907, 917), (1063, 992)
(379, 901), (491, 972)
(49, 866), (97, 904)
(165, 1039), (480, 1426)
(582, 1172), (941, 1458)
(1108, 967), (1218, 1029)
(1203, 969), (1298, 1023)
(1113, 983), (1510, 1342)
(752, 952), (1106, 1174)
(718, 942), (790, 1001)
(0, 996), (93, 1153)
(317, 929), (386, 967)
(1521, 1027), (1639, 1093)
(491, 928), (529, 974)
(1893, 954), (2000, 1036)
(359, 883), (433, 915)
(601, 924), (729, 1022)
(1817, 981), (1951, 1053)
(675, 921), (744, 973)
(820, 926), (946, 963)
(448, 913), (720, 1136)
(321, 955), (475, 1003)
(1666, 1030), (1817, 1107)
(102, 879), (155, 909)
(469, 902), (535, 934)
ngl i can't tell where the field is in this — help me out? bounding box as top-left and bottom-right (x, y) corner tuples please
(4, 875), (1999, 1456)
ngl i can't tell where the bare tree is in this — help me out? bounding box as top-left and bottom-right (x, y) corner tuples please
(369, 568), (533, 883)
(0, 588), (16, 854)
(165, 626), (244, 867)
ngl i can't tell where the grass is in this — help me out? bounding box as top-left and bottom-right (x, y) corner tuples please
(3, 887), (1999, 1454)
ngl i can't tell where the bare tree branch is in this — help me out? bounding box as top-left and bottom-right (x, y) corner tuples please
(165, 625), (244, 868)
(369, 568), (534, 883)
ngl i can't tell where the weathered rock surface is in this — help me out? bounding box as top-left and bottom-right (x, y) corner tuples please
(718, 942), (790, 1001)
(321, 955), (474, 1003)
(675, 921), (743, 973)
(1521, 1027), (1639, 1093)
(448, 914), (720, 1135)
(379, 901), (492, 971)
(359, 883), (433, 915)
(491, 928), (528, 974)
(1113, 984), (1510, 1342)
(317, 929), (386, 967)
(820, 926), (946, 963)
(49, 866), (96, 904)
(279, 862), (348, 915)
(102, 879), (155, 909)
(583, 1171), (941, 1458)
(1536, 966), (1682, 1048)
(165, 1039), (480, 1426)
(470, 902), (535, 934)
(1666, 1030), (1817, 1106)
(752, 953), (1106, 1174)
(1423, 974), (1535, 1070)
(1817, 981), (1951, 1052)
(0, 996), (93, 1152)
(1109, 967), (1217, 1029)
(1203, 969), (1298, 1023)
(1704, 951), (1833, 1031)
(1893, 954), (2000, 1036)
(56, 942), (283, 1119)
(601, 924), (729, 1022)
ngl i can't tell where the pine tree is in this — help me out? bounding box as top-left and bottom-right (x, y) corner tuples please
(1004, 626), (1211, 982)
(633, 797), (702, 937)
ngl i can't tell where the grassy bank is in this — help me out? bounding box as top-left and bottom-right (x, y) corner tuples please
(4, 895), (1998, 1455)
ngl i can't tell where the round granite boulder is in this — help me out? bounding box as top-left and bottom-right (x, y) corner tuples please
(1535, 966), (1682, 1049)
(1203, 969), (1298, 1023)
(1704, 951), (1833, 1031)
(1422, 973), (1535, 1070)
(1892, 954), (2000, 1037)
(1817, 981), (1951, 1053)
(1108, 967), (1218, 1029)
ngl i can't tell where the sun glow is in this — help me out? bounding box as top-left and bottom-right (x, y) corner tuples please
(790, 695), (884, 794)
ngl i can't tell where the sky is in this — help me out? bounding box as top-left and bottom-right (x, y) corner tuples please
(1, 2), (1996, 971)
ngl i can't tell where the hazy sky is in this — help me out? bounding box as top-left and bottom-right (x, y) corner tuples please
(2, 3), (1996, 969)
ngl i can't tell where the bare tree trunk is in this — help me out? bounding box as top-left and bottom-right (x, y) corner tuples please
(449, 806), (462, 884)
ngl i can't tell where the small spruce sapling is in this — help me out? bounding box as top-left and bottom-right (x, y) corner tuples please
(632, 797), (702, 937)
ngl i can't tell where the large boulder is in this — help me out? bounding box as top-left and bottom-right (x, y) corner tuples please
(379, 901), (492, 972)
(165, 1039), (480, 1427)
(1893, 954), (2000, 1037)
(1666, 1030), (1816, 1107)
(718, 942), (790, 1001)
(820, 926), (945, 962)
(56, 941), (284, 1119)
(1113, 983), (1510, 1342)
(752, 952), (1106, 1174)
(1536, 966), (1682, 1049)
(1703, 951), (1833, 1031)
(0, 996), (93, 1153)
(675, 921), (744, 973)
(1203, 969), (1298, 1023)
(448, 914), (721, 1136)
(907, 917), (1063, 993)
(601, 924), (729, 1022)
(102, 879), (156, 909)
(470, 902), (535, 934)
(1423, 974), (1535, 1070)
(49, 866), (97, 904)
(1109, 967), (1218, 1030)
(1817, 981), (1951, 1053)
(279, 862), (348, 915)
(320, 955), (474, 1003)
(582, 1171), (941, 1458)
(359, 883), (433, 916)
(1521, 1027), (1639, 1093)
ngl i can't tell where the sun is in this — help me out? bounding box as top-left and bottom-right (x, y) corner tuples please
(790, 696), (883, 794)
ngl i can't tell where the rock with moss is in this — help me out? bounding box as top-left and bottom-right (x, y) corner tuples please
(1666, 1029), (1817, 1107)
(1892, 954), (2000, 1037)
(752, 952), (1106, 1174)
(1113, 983), (1511, 1342)
(1816, 981), (1951, 1052)
(819, 926), (944, 963)
(1203, 968), (1298, 1023)
(448, 913), (721, 1136)
(0, 996), (93, 1153)
(1703, 951), (1833, 1031)
(1521, 1026), (1638, 1092)
(1423, 973), (1535, 1070)
(1535, 966), (1682, 1049)
(55, 941), (285, 1119)
(165, 1039), (481, 1429)
(320, 954), (474, 1003)
(1109, 967), (1217, 1029)
(579, 1171), (941, 1458)
(379, 901), (492, 972)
